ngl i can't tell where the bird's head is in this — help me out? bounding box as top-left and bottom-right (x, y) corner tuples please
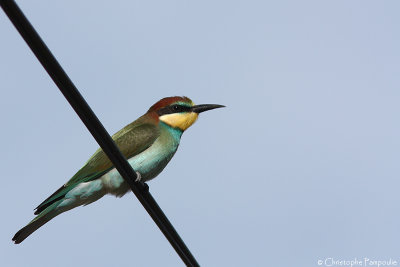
(148, 96), (224, 131)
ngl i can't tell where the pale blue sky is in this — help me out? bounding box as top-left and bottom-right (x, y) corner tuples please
(1, 1), (399, 266)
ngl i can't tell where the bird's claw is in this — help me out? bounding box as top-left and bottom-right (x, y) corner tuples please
(134, 171), (149, 191)
(135, 171), (142, 182)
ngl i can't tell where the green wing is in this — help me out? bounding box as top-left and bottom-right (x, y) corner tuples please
(34, 119), (160, 215)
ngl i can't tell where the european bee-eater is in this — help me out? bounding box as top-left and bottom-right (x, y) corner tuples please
(12, 96), (224, 244)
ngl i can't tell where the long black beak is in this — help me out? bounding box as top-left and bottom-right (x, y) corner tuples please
(191, 104), (225, 113)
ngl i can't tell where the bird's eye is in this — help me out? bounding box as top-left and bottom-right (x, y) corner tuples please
(172, 105), (181, 111)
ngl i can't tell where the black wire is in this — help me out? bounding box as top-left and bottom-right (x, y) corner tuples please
(0, 1), (199, 266)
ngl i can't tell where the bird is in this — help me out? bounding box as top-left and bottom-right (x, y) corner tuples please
(12, 96), (224, 244)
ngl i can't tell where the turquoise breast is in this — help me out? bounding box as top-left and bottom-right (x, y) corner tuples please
(100, 123), (183, 196)
(129, 123), (182, 180)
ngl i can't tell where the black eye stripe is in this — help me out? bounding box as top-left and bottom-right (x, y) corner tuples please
(157, 104), (191, 116)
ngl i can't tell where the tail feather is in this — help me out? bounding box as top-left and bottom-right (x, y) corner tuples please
(12, 201), (62, 244)
(13, 179), (107, 244)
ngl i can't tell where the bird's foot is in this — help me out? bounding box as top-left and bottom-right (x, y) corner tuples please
(134, 171), (149, 192)
(135, 171), (142, 182)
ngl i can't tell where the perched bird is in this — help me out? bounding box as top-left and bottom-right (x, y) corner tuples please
(12, 96), (224, 244)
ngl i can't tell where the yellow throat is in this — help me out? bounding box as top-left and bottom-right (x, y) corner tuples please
(159, 112), (199, 131)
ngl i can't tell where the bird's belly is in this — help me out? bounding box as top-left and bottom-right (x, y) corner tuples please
(100, 135), (179, 197)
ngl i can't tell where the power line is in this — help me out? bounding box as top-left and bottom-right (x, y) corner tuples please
(0, 1), (199, 266)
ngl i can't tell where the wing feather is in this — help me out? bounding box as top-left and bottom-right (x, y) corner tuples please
(34, 119), (159, 214)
